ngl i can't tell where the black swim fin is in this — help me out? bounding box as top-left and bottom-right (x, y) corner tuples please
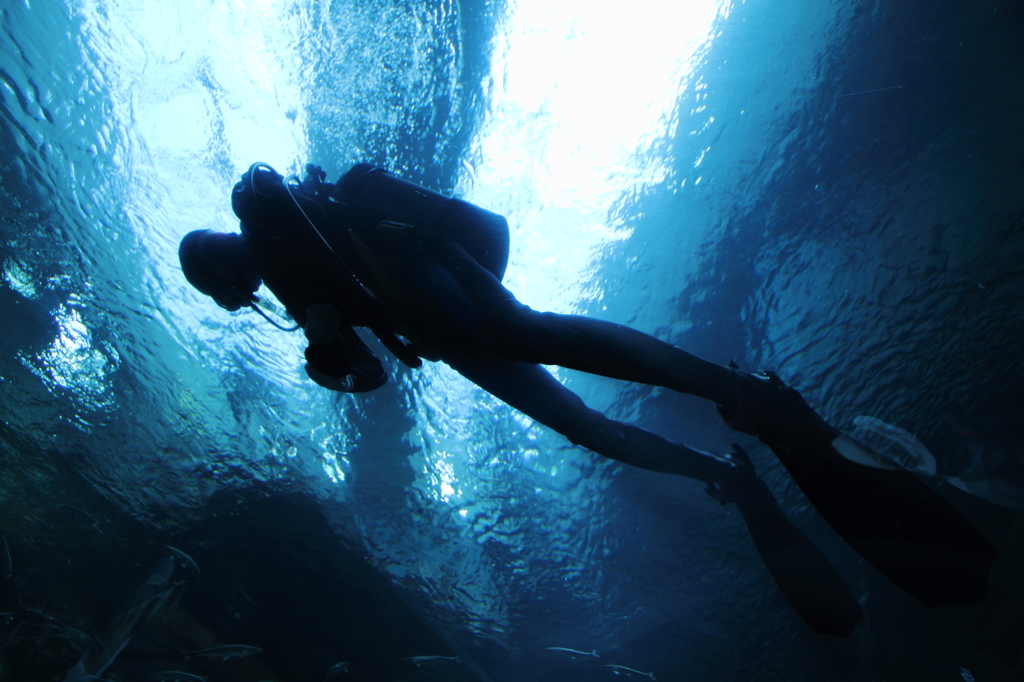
(760, 429), (997, 607)
(714, 444), (863, 637)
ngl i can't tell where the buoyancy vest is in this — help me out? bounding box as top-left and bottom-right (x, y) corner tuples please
(234, 162), (510, 360)
(329, 164), (510, 283)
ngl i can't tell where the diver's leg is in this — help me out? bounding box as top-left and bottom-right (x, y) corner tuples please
(487, 306), (739, 407)
(429, 235), (998, 609)
(421, 233), (737, 407)
(491, 299), (998, 607)
(442, 352), (732, 484)
(445, 351), (864, 636)
(430, 236), (839, 441)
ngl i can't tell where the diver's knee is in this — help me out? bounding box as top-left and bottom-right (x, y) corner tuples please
(480, 301), (548, 362)
(554, 406), (605, 448)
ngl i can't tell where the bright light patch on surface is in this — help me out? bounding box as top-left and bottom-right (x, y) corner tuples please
(321, 452), (348, 484)
(3, 258), (38, 299)
(78, 0), (309, 361)
(20, 304), (120, 412)
(81, 0), (306, 174)
(462, 0), (726, 312)
(140, 92), (212, 153)
(424, 452), (461, 503)
(419, 0), (727, 523)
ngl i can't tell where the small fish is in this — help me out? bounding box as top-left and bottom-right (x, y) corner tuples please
(604, 664), (657, 680)
(405, 655), (461, 666)
(151, 673), (208, 682)
(325, 661), (350, 679)
(1, 536), (11, 582)
(189, 644), (262, 660)
(162, 545), (200, 574)
(545, 647), (599, 658)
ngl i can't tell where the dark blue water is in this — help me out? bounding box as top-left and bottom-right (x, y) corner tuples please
(1, 0), (1022, 680)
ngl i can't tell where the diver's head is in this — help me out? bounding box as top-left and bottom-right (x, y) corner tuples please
(178, 229), (261, 311)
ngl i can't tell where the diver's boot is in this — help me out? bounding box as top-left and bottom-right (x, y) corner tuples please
(718, 369), (840, 442)
(710, 444), (862, 637)
(718, 369), (998, 608)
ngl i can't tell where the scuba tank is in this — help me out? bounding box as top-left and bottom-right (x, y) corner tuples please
(333, 164), (510, 282)
(230, 161), (511, 367)
(232, 161), (424, 369)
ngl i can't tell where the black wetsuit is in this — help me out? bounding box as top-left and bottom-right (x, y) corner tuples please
(226, 163), (999, 633)
(238, 164), (738, 483)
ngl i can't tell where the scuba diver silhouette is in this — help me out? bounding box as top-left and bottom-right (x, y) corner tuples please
(179, 162), (997, 637)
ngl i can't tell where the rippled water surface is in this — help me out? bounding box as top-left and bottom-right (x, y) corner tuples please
(1, 0), (1022, 680)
